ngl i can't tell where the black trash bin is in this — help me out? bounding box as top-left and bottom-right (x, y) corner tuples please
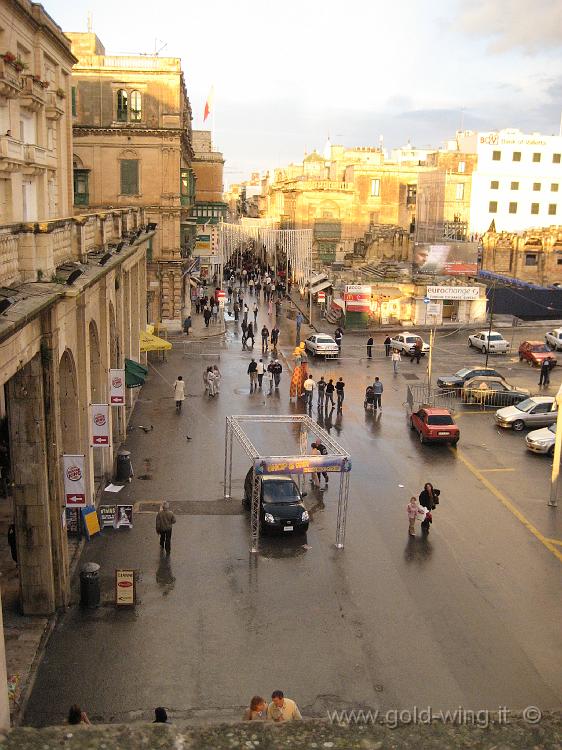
(80, 562), (100, 608)
(115, 449), (133, 483)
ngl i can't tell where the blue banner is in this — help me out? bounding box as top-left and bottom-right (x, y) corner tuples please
(254, 455), (351, 475)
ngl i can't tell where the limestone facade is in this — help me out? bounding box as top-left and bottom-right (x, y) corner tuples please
(481, 226), (562, 285)
(67, 33), (195, 323)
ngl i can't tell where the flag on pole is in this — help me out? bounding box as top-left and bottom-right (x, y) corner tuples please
(203, 86), (214, 122)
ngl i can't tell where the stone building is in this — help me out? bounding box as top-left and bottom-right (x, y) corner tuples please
(481, 225), (562, 285)
(67, 32), (195, 324)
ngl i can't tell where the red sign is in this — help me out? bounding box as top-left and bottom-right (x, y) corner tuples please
(344, 284), (371, 313)
(317, 291), (326, 302)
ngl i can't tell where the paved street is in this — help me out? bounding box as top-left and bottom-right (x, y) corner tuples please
(25, 308), (562, 726)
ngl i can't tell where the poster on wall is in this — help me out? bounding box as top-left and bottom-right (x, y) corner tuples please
(62, 455), (86, 508)
(116, 505), (133, 529)
(91, 404), (110, 447)
(344, 285), (371, 313)
(109, 369), (125, 405)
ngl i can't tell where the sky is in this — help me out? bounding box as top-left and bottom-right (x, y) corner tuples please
(45, 0), (562, 185)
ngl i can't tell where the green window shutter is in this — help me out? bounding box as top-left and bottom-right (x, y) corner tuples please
(71, 87), (77, 117)
(120, 160), (139, 195)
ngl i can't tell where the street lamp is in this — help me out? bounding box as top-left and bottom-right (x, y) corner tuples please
(548, 383), (562, 507)
(485, 280), (495, 369)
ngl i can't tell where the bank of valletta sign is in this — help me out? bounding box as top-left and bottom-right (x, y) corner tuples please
(427, 286), (480, 301)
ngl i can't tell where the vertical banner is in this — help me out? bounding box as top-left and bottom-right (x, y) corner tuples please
(109, 369), (125, 405)
(91, 403), (110, 447)
(63, 454), (86, 507)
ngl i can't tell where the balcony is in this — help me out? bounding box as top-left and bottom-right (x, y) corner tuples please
(20, 76), (46, 111)
(23, 144), (48, 174)
(45, 91), (64, 120)
(0, 135), (24, 172)
(0, 59), (22, 98)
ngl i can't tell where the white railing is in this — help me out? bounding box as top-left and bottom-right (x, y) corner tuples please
(0, 229), (20, 285)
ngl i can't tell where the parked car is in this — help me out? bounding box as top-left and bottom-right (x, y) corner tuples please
(495, 396), (557, 431)
(462, 376), (529, 407)
(243, 470), (309, 534)
(526, 424), (556, 456)
(436, 367), (505, 391)
(545, 328), (562, 351)
(390, 332), (430, 355)
(304, 334), (339, 357)
(410, 407), (459, 446)
(518, 341), (557, 367)
(468, 331), (510, 354)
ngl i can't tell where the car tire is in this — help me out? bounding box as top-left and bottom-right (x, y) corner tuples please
(512, 419), (525, 431)
(419, 432), (425, 444)
(451, 439), (459, 448)
(549, 445), (555, 457)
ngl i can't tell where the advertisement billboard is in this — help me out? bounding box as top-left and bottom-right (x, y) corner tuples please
(413, 242), (478, 275)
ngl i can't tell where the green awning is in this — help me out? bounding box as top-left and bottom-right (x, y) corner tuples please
(125, 358), (148, 389)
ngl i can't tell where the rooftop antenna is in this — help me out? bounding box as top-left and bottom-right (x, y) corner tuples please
(87, 11), (93, 33)
(154, 39), (168, 56)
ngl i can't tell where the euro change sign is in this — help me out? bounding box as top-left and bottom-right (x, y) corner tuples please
(91, 403), (110, 446)
(115, 569), (135, 606)
(109, 369), (125, 405)
(62, 454), (86, 508)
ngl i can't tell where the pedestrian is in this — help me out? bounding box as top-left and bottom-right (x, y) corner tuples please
(267, 690), (302, 722)
(156, 501), (176, 554)
(335, 377), (345, 411)
(68, 705), (91, 725)
(266, 361), (274, 393)
(183, 315), (192, 335)
(203, 367), (210, 394)
(241, 318), (248, 348)
(173, 375), (185, 413)
(153, 707), (170, 724)
(367, 336), (373, 358)
(257, 358), (265, 388)
(246, 322), (255, 348)
(7, 524), (16, 564)
(243, 696), (267, 721)
(211, 302), (218, 324)
(419, 483), (440, 535)
(407, 496), (424, 537)
(271, 325), (280, 351)
(317, 376), (326, 410)
(203, 306), (211, 328)
(255, 280), (262, 299)
(384, 335), (392, 357)
(248, 277), (255, 295)
(271, 359), (282, 388)
(391, 348), (401, 374)
(303, 373), (315, 409)
(325, 378), (335, 408)
(296, 311), (304, 344)
(311, 440), (329, 488)
(268, 298), (273, 316)
(253, 302), (259, 324)
(213, 364), (221, 393)
(411, 338), (422, 364)
(233, 301), (240, 321)
(261, 325), (269, 353)
(248, 358), (258, 392)
(334, 327), (343, 352)
(373, 376), (383, 410)
(207, 367), (216, 397)
(227, 285), (233, 304)
(539, 357), (552, 386)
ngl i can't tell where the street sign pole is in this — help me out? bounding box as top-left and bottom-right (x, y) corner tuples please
(427, 328), (435, 401)
(548, 384), (562, 507)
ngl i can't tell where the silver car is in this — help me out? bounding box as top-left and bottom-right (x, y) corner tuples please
(526, 424), (556, 456)
(495, 396), (557, 431)
(304, 334), (339, 357)
(468, 330), (510, 354)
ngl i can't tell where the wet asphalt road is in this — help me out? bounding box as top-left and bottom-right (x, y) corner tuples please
(24, 311), (562, 726)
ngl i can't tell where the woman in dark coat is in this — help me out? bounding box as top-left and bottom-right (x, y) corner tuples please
(419, 483), (440, 534)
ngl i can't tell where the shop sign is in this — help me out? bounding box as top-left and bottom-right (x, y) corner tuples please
(62, 454), (86, 507)
(344, 284), (371, 312)
(109, 369), (125, 405)
(115, 569), (135, 606)
(91, 404), (110, 446)
(318, 291), (326, 302)
(427, 286), (480, 300)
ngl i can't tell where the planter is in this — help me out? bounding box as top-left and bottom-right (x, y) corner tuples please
(56, 88), (66, 99)
(2, 52), (16, 64)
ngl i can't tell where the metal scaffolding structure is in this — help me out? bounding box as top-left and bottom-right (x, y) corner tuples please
(224, 415), (352, 553)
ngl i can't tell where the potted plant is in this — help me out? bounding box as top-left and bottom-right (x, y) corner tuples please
(13, 58), (27, 73)
(56, 87), (66, 99)
(2, 52), (16, 64)
(40, 80), (49, 89)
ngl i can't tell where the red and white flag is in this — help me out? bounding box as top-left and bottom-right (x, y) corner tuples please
(203, 86), (214, 122)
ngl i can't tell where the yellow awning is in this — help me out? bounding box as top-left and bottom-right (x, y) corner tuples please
(140, 330), (172, 352)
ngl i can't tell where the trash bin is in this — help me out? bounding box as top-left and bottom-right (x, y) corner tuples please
(80, 562), (100, 608)
(115, 449), (133, 484)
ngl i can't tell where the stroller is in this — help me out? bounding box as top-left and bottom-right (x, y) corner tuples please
(364, 385), (375, 409)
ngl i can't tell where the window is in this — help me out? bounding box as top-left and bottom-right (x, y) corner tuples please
(533, 182), (541, 191)
(511, 181), (519, 190)
(532, 152), (541, 163)
(130, 90), (142, 122)
(370, 179), (380, 197)
(557, 257), (562, 265)
(525, 253), (537, 266)
(492, 150), (501, 161)
(120, 159), (139, 195)
(490, 180), (499, 189)
(512, 151), (521, 162)
(549, 204), (557, 216)
(552, 183), (559, 192)
(553, 153), (561, 164)
(509, 202), (518, 214)
(116, 89), (128, 122)
(531, 203), (540, 214)
(489, 201), (498, 213)
(71, 87), (77, 117)
(455, 183), (464, 200)
(458, 161), (465, 173)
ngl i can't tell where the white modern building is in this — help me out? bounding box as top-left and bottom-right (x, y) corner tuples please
(456, 128), (562, 234)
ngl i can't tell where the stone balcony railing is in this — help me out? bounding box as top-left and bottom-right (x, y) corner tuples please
(20, 76), (46, 111)
(0, 60), (23, 99)
(0, 207), (147, 286)
(45, 91), (65, 120)
(0, 136), (24, 171)
(23, 144), (48, 172)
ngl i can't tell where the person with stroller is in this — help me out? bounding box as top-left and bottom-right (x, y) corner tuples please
(364, 385), (375, 409)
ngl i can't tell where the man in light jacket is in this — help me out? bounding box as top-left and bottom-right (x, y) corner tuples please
(156, 501), (176, 554)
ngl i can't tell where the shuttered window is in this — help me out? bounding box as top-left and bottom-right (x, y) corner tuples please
(120, 159), (139, 195)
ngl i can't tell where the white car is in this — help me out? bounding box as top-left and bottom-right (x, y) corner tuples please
(526, 424), (556, 456)
(304, 334), (339, 357)
(545, 328), (562, 351)
(468, 331), (510, 354)
(389, 332), (430, 355)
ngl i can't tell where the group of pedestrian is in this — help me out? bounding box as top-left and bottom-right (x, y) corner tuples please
(248, 358), (282, 392)
(407, 483), (440, 537)
(243, 690), (302, 722)
(298, 373), (345, 413)
(204, 365), (221, 397)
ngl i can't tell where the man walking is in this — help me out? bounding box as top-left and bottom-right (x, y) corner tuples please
(373, 376), (383, 410)
(271, 359), (282, 389)
(335, 377), (345, 411)
(247, 359), (258, 392)
(384, 335), (392, 357)
(311, 440), (329, 488)
(256, 358), (265, 388)
(303, 373), (315, 410)
(296, 312), (304, 344)
(203, 306), (211, 328)
(271, 325), (280, 351)
(241, 318), (248, 348)
(367, 336), (373, 359)
(539, 357), (552, 387)
(261, 325), (270, 353)
(317, 376), (326, 411)
(253, 302), (259, 325)
(334, 327), (343, 353)
(391, 348), (401, 374)
(325, 378), (335, 408)
(173, 375), (185, 413)
(411, 339), (422, 364)
(156, 501), (176, 555)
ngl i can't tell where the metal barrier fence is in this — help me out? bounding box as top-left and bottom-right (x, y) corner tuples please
(182, 340), (224, 359)
(407, 383), (528, 413)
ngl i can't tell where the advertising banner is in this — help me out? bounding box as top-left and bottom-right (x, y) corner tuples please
(116, 505), (133, 528)
(427, 285), (480, 300)
(91, 404), (110, 446)
(344, 284), (371, 313)
(115, 569), (135, 606)
(254, 455), (351, 475)
(99, 505), (117, 528)
(62, 454), (86, 508)
(109, 369), (125, 405)
(413, 242), (478, 275)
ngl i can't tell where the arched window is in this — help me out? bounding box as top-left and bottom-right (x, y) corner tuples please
(116, 89), (128, 122)
(130, 91), (142, 122)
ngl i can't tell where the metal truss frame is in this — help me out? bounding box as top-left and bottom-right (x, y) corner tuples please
(224, 414), (352, 553)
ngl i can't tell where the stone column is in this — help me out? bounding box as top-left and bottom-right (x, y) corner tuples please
(7, 353), (56, 615)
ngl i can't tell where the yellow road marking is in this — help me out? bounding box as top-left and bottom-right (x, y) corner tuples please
(546, 538), (562, 547)
(452, 448), (562, 563)
(479, 467), (516, 473)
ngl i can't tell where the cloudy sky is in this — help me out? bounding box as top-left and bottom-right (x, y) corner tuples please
(47, 0), (562, 185)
